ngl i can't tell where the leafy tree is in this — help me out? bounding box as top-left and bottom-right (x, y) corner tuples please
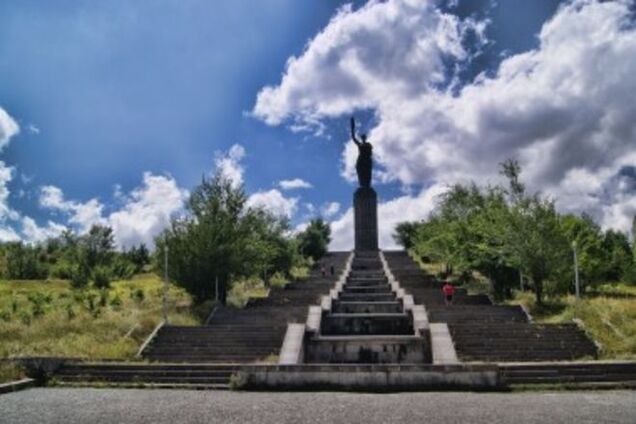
(297, 218), (331, 260)
(601, 229), (632, 281)
(81, 225), (115, 269)
(3, 243), (48, 280)
(124, 244), (150, 272)
(157, 172), (295, 304)
(560, 214), (605, 289)
(393, 221), (420, 249)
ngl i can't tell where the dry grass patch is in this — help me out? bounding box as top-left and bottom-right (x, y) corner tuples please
(0, 274), (198, 360)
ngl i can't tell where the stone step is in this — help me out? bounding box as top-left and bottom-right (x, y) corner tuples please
(338, 292), (396, 302)
(332, 301), (403, 314)
(321, 313), (414, 336)
(342, 285), (393, 294)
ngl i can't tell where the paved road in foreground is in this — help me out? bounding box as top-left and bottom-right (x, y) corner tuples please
(0, 388), (634, 424)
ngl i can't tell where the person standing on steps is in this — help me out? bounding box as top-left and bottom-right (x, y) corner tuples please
(330, 264), (335, 276)
(442, 281), (456, 306)
(321, 264), (326, 277)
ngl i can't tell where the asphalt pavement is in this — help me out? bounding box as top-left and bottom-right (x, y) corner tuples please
(0, 388), (634, 424)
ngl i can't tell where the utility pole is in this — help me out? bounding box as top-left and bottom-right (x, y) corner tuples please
(572, 240), (580, 299)
(163, 242), (169, 323)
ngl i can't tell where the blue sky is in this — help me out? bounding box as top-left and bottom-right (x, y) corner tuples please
(1, 0), (635, 249)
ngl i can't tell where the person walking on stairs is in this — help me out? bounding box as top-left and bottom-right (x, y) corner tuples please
(442, 281), (456, 306)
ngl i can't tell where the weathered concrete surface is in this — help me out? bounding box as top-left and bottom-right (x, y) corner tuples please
(0, 378), (35, 395)
(278, 324), (306, 365)
(430, 323), (459, 364)
(240, 364), (496, 390)
(305, 336), (428, 364)
(1, 388), (634, 424)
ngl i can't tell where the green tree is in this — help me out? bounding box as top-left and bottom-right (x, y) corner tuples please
(601, 229), (632, 281)
(393, 221), (420, 250)
(297, 218), (331, 260)
(157, 172), (293, 304)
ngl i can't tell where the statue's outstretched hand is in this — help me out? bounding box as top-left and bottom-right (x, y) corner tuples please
(350, 117), (359, 144)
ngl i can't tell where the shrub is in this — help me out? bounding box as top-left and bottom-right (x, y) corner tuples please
(27, 293), (47, 318)
(19, 312), (31, 326)
(99, 289), (109, 307)
(110, 257), (136, 280)
(65, 304), (76, 320)
(0, 310), (11, 322)
(269, 272), (288, 288)
(132, 288), (145, 303)
(70, 266), (90, 289)
(50, 260), (75, 279)
(622, 263), (636, 286)
(92, 266), (111, 289)
(109, 295), (123, 310)
(86, 292), (97, 312)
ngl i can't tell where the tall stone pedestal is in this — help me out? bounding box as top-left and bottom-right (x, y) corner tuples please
(354, 187), (378, 251)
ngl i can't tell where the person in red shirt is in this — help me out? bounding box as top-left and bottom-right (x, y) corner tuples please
(442, 281), (456, 306)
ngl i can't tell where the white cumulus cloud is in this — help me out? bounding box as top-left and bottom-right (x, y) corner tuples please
(108, 173), (188, 249)
(279, 178), (313, 190)
(255, 0), (636, 235)
(214, 144), (246, 187)
(40, 173), (188, 248)
(321, 201), (341, 218)
(247, 189), (298, 218)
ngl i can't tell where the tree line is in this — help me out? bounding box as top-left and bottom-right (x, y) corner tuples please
(0, 226), (151, 288)
(394, 160), (636, 304)
(155, 172), (331, 304)
(0, 171), (332, 305)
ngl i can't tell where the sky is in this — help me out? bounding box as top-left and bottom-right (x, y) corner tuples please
(1, 0), (635, 250)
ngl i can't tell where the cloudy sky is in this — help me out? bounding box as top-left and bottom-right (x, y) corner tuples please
(1, 0), (635, 250)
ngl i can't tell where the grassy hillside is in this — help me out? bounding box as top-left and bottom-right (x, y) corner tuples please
(0, 274), (198, 361)
(508, 284), (636, 360)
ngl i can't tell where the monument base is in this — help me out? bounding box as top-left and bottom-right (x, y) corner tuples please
(354, 187), (378, 251)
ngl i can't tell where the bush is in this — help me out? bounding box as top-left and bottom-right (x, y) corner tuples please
(70, 266), (90, 289)
(65, 303), (76, 320)
(132, 288), (145, 303)
(622, 263), (636, 286)
(27, 293), (47, 318)
(92, 266), (111, 289)
(109, 295), (123, 310)
(99, 289), (108, 307)
(19, 312), (31, 326)
(0, 310), (10, 322)
(269, 272), (288, 288)
(110, 256), (136, 280)
(50, 260), (75, 279)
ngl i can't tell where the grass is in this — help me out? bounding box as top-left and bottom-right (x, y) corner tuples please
(0, 273), (198, 361)
(0, 361), (25, 384)
(507, 283), (636, 360)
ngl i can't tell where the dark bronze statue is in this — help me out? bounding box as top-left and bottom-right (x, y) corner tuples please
(350, 117), (372, 188)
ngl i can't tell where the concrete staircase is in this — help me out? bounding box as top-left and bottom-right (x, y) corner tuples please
(140, 252), (350, 363)
(500, 362), (636, 387)
(53, 363), (237, 389)
(383, 251), (599, 363)
(305, 251), (429, 364)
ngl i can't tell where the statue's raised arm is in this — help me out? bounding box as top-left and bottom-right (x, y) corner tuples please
(350, 117), (361, 146)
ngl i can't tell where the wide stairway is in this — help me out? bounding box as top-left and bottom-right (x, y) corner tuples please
(305, 251), (429, 363)
(140, 252), (350, 364)
(383, 251), (598, 362)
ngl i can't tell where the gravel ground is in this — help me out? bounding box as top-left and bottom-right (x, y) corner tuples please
(0, 388), (634, 424)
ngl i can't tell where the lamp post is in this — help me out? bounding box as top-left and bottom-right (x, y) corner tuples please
(163, 241), (169, 323)
(572, 240), (580, 299)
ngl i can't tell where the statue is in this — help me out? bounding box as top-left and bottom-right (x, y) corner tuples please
(350, 117), (372, 188)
